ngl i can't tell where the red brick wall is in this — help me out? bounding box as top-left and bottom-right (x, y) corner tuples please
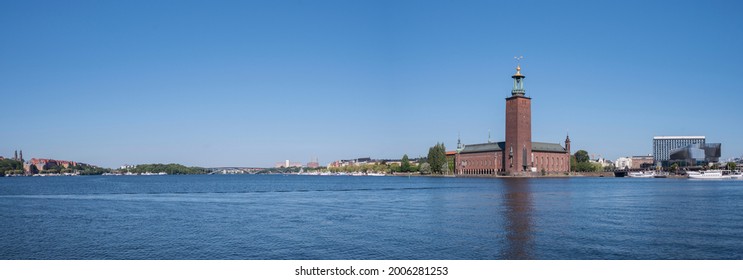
(532, 151), (570, 173)
(505, 96), (532, 174)
(455, 151), (503, 175)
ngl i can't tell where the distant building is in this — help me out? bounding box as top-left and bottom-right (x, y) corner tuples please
(275, 160), (302, 168)
(630, 155), (654, 169)
(327, 157), (376, 168)
(614, 157), (632, 170)
(668, 143), (721, 167)
(455, 65), (570, 176)
(26, 158), (89, 173)
(653, 136), (705, 164)
(590, 157), (611, 168)
(306, 157), (320, 168)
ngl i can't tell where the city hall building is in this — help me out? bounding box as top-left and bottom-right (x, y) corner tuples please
(454, 65), (571, 176)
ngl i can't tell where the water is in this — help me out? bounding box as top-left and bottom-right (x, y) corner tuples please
(1, 175), (742, 259)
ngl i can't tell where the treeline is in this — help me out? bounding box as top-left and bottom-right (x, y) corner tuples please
(0, 159), (24, 176)
(571, 150), (604, 172)
(257, 166), (303, 174)
(328, 163), (402, 174)
(298, 143), (451, 175)
(124, 164), (209, 175)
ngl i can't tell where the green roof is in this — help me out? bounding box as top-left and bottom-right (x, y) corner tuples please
(531, 142), (567, 153)
(460, 141), (566, 154)
(460, 142), (505, 153)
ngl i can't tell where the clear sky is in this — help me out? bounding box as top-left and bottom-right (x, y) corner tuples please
(2, 0), (742, 168)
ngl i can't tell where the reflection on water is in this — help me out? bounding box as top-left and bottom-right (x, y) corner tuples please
(501, 179), (534, 259)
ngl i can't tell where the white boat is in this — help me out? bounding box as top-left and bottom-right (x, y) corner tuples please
(628, 171), (655, 178)
(688, 170), (730, 179)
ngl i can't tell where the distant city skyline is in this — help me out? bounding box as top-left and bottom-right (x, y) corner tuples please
(2, 1), (742, 168)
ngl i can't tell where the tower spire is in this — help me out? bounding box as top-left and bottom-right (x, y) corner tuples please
(456, 132), (464, 153)
(511, 56), (525, 96)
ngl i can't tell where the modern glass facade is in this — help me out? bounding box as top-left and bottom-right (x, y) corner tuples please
(653, 136), (705, 164)
(668, 143), (721, 166)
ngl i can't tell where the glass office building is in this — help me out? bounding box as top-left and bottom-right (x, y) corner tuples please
(653, 136), (705, 164)
(668, 143), (721, 167)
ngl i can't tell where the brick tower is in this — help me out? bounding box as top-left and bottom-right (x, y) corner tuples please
(504, 64), (532, 174)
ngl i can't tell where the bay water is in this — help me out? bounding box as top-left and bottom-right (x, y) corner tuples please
(1, 175), (741, 259)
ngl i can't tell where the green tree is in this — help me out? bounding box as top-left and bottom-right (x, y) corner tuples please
(427, 143), (447, 174)
(419, 162), (431, 174)
(570, 156), (577, 172)
(127, 163), (208, 175)
(29, 164), (39, 175)
(727, 162), (737, 171)
(401, 154), (411, 172)
(47, 165), (62, 174)
(592, 162), (603, 172)
(389, 163), (401, 173)
(0, 159), (24, 176)
(670, 163), (679, 174)
(574, 150), (589, 163)
(409, 164), (419, 173)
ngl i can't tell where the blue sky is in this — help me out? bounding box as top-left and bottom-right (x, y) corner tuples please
(1, 0), (742, 168)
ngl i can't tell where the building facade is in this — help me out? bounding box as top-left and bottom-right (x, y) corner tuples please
(614, 157), (632, 170)
(275, 160), (303, 168)
(668, 143), (721, 167)
(652, 136), (705, 164)
(630, 155), (654, 169)
(455, 65), (571, 176)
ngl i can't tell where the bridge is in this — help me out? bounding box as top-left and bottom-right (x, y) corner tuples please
(207, 167), (266, 175)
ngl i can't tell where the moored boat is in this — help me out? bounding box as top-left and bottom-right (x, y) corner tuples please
(687, 170), (729, 179)
(628, 171), (655, 178)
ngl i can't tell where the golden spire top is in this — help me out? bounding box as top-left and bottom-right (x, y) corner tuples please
(513, 56), (524, 76)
